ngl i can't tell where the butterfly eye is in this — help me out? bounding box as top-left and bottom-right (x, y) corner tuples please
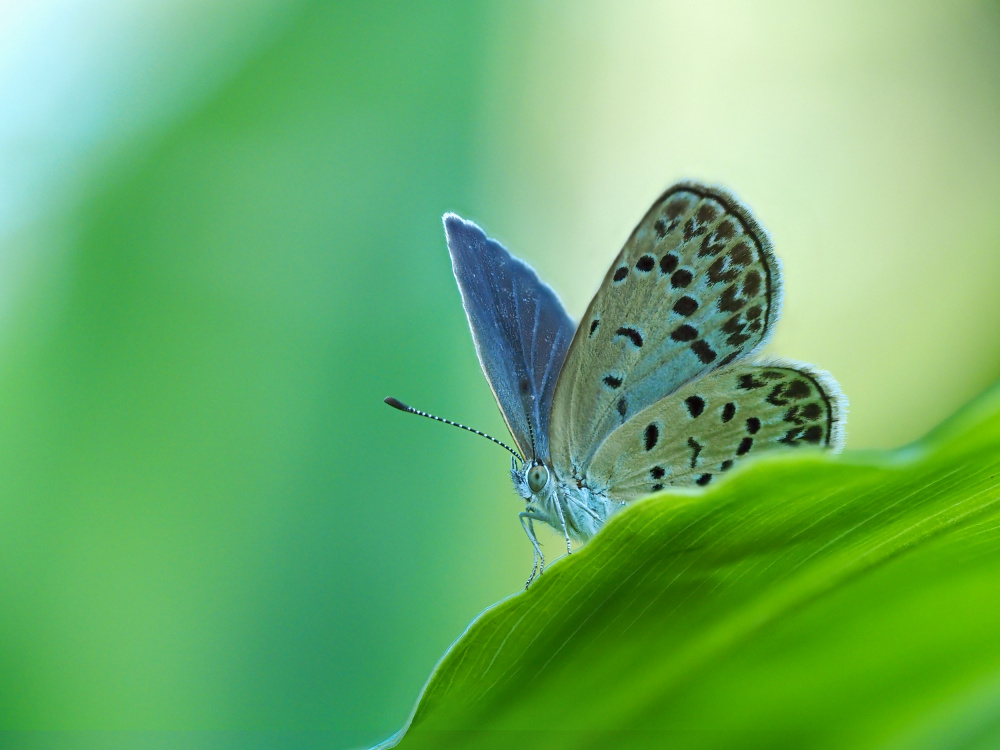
(527, 464), (549, 493)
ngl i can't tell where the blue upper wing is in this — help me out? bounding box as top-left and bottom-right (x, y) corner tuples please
(444, 214), (576, 463)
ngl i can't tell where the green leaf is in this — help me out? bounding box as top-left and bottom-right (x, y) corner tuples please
(381, 383), (1000, 750)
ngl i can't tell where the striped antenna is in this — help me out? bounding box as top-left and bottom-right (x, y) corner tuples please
(384, 397), (523, 462)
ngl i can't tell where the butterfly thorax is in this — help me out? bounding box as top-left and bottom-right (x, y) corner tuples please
(511, 460), (619, 542)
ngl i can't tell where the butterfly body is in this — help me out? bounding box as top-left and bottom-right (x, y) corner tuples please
(511, 460), (617, 541)
(395, 182), (846, 587)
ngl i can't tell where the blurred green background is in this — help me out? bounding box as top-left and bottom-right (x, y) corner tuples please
(0, 1), (998, 747)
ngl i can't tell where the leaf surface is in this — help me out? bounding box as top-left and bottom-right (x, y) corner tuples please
(381, 383), (1000, 749)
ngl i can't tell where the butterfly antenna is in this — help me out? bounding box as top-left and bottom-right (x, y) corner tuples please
(384, 397), (523, 462)
(525, 411), (539, 464)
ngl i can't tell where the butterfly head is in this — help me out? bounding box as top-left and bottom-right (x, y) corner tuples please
(511, 458), (554, 502)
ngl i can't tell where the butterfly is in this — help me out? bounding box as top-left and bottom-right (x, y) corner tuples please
(387, 181), (846, 587)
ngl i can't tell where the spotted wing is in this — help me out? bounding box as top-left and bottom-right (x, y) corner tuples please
(549, 181), (783, 476)
(581, 360), (846, 499)
(444, 214), (576, 463)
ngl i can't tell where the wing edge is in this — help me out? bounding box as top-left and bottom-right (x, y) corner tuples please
(753, 354), (849, 453)
(665, 179), (785, 360)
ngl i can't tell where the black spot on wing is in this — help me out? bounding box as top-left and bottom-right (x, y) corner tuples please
(691, 340), (716, 363)
(714, 220), (736, 241)
(707, 255), (740, 284)
(696, 473), (712, 486)
(779, 428), (802, 445)
(687, 437), (702, 468)
(615, 326), (644, 347)
(698, 230), (729, 258)
(803, 403), (822, 420)
(671, 324), (698, 342)
(697, 203), (719, 223)
(636, 255), (655, 272)
(671, 269), (693, 288)
(614, 266), (629, 282)
(737, 437), (753, 455)
(746, 417), (761, 434)
(666, 198), (689, 220)
(589, 319), (600, 337)
(673, 296), (699, 316)
(659, 253), (679, 274)
(685, 395), (705, 418)
(725, 328), (752, 347)
(603, 374), (622, 389)
(738, 374), (767, 390)
(804, 425), (824, 443)
(766, 379), (812, 407)
(784, 405), (807, 425)
(730, 243), (753, 266)
(644, 423), (659, 451)
(718, 285), (746, 313)
(786, 379), (811, 398)
(722, 402), (736, 422)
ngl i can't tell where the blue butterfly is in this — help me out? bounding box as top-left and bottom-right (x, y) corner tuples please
(388, 181), (845, 587)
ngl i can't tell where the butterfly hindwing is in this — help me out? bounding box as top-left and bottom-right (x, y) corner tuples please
(579, 360), (846, 499)
(445, 214), (576, 463)
(549, 182), (784, 476)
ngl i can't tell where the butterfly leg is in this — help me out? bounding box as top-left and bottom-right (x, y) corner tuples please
(518, 509), (547, 588)
(551, 495), (573, 556)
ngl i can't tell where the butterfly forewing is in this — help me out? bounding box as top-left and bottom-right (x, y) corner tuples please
(445, 214), (576, 462)
(549, 182), (784, 476)
(579, 361), (845, 498)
